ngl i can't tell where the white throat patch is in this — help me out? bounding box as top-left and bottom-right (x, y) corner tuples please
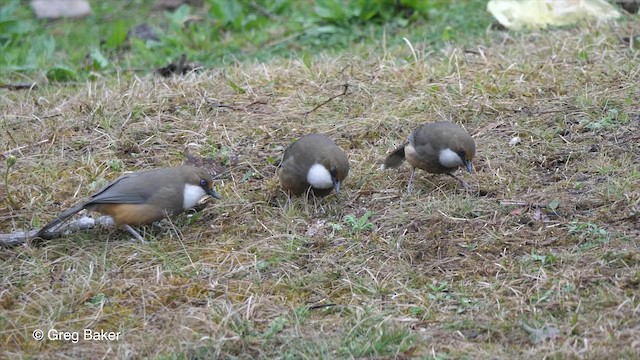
(307, 163), (334, 189)
(183, 183), (207, 209)
(439, 148), (463, 168)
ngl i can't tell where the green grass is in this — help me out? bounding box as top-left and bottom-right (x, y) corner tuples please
(1, 0), (490, 82)
(1, 0), (640, 359)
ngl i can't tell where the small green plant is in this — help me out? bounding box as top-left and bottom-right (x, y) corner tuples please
(568, 221), (610, 249)
(344, 211), (375, 233)
(314, 0), (435, 27)
(263, 316), (288, 339)
(427, 281), (451, 301)
(294, 305), (309, 323)
(455, 297), (478, 314)
(408, 306), (426, 316)
(326, 222), (343, 235)
(528, 252), (557, 266)
(339, 316), (416, 357)
(207, 0), (294, 32)
(86, 293), (107, 307)
(46, 65), (77, 82)
(205, 142), (233, 165)
(577, 49), (589, 63)
(105, 20), (128, 49)
(109, 159), (123, 172)
(580, 108), (628, 131)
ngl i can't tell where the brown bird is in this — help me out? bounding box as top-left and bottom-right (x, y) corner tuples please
(35, 166), (221, 241)
(382, 121), (476, 192)
(279, 134), (349, 197)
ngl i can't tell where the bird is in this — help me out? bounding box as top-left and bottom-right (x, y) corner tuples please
(382, 121), (476, 192)
(279, 134), (350, 197)
(35, 165), (221, 241)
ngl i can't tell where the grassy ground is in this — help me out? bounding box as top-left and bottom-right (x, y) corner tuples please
(2, 3), (640, 360)
(1, 0), (488, 82)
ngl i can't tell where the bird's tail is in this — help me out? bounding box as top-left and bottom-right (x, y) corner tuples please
(382, 143), (407, 170)
(34, 203), (86, 239)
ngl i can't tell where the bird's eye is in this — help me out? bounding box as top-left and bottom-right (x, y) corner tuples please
(458, 151), (466, 159)
(200, 179), (207, 187)
(329, 166), (338, 178)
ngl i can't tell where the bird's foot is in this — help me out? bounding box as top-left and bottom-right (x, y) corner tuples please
(447, 173), (471, 190)
(124, 224), (146, 243)
(406, 182), (413, 194)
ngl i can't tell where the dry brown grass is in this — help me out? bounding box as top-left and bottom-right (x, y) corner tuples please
(1, 20), (640, 359)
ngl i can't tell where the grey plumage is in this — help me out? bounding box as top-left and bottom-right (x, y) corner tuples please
(383, 121), (476, 190)
(279, 134), (349, 197)
(35, 166), (220, 239)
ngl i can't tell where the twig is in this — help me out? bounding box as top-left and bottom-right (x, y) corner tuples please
(210, 100), (269, 112)
(303, 82), (350, 118)
(0, 83), (38, 90)
(0, 216), (116, 247)
(308, 303), (337, 310)
(211, 102), (242, 111)
(2, 139), (49, 158)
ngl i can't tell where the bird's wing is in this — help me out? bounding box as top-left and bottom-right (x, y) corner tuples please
(88, 173), (155, 204)
(410, 127), (439, 153)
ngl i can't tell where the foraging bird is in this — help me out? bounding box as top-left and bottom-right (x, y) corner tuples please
(35, 166), (221, 241)
(279, 134), (349, 197)
(382, 121), (476, 191)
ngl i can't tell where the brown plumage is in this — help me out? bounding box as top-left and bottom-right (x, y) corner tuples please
(35, 166), (221, 240)
(383, 121), (476, 191)
(279, 134), (349, 197)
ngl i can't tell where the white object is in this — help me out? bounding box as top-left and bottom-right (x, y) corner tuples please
(487, 0), (620, 30)
(31, 0), (91, 19)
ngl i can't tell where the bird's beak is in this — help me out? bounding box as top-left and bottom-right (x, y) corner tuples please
(333, 180), (341, 193)
(207, 188), (222, 200)
(463, 159), (473, 173)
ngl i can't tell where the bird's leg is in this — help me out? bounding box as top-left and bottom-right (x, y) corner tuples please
(447, 173), (470, 190)
(123, 224), (146, 243)
(284, 192), (293, 209)
(406, 167), (416, 194)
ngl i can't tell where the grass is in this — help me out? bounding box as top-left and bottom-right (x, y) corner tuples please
(1, 1), (640, 359)
(1, 0), (490, 83)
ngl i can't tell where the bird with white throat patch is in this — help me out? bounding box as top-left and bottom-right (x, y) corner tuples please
(35, 166), (221, 241)
(382, 121), (476, 192)
(279, 134), (349, 197)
